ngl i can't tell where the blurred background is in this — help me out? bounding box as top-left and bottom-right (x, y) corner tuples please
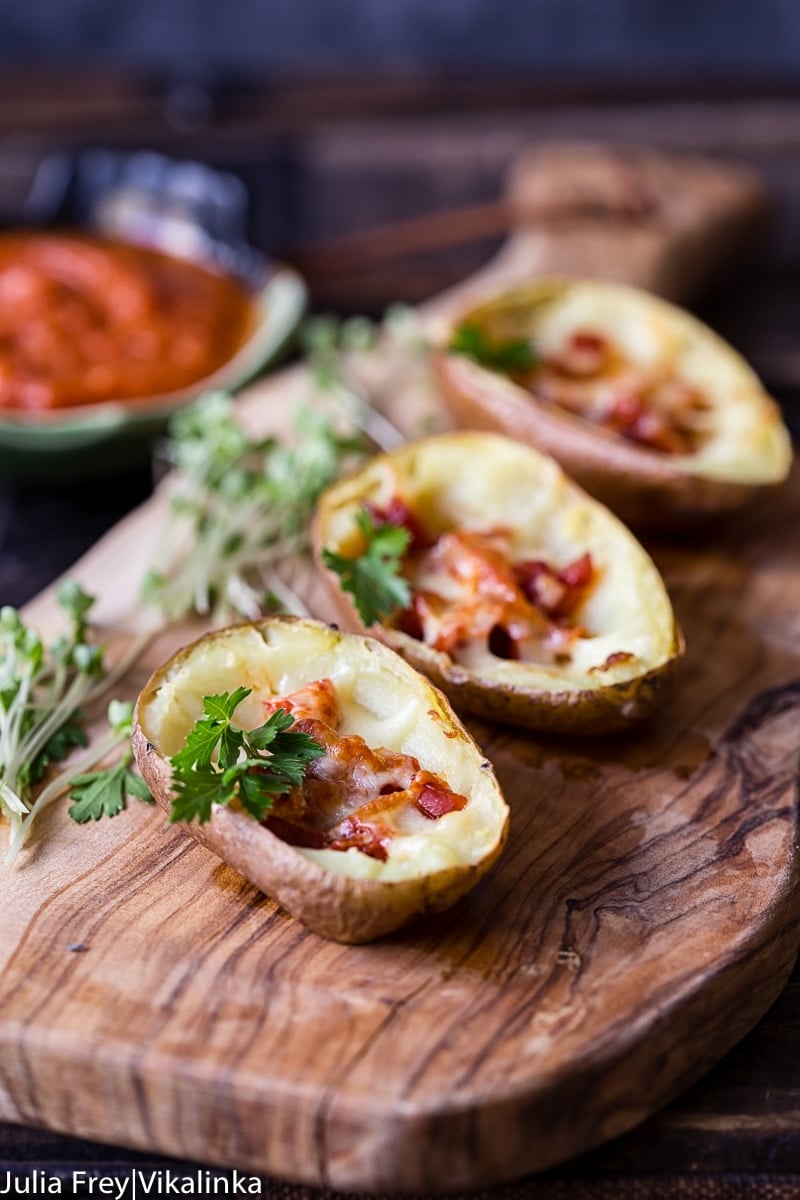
(2, 0), (800, 601)
(2, 0), (800, 314)
(1, 0), (800, 308)
(5, 0), (800, 72)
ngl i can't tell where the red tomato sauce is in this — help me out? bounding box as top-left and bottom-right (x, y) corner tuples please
(0, 232), (254, 412)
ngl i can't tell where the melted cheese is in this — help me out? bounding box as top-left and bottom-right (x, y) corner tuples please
(447, 279), (791, 484)
(320, 434), (677, 693)
(140, 621), (507, 882)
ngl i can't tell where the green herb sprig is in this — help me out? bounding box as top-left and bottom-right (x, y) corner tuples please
(301, 308), (427, 451)
(449, 322), (536, 375)
(168, 687), (325, 825)
(142, 391), (364, 625)
(5, 700), (151, 857)
(323, 511), (411, 627)
(0, 582), (108, 859)
(68, 701), (153, 823)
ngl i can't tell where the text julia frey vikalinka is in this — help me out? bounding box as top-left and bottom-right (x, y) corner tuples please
(0, 1172), (265, 1196)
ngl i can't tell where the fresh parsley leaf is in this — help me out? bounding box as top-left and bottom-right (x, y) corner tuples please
(202, 687), (252, 725)
(449, 322), (536, 375)
(68, 754), (153, 824)
(169, 765), (237, 825)
(170, 687), (250, 776)
(245, 707), (295, 750)
(251, 727), (324, 788)
(322, 509), (412, 627)
(168, 690), (325, 825)
(237, 767), (282, 820)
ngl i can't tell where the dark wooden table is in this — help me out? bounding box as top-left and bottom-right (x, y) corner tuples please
(2, 70), (800, 1198)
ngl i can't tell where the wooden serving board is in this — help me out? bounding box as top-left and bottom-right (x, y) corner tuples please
(1, 146), (799, 1193)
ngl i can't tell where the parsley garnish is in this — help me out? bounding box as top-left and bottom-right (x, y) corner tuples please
(69, 754), (153, 823)
(449, 322), (536, 375)
(67, 700), (153, 823)
(322, 510), (412, 627)
(168, 687), (325, 825)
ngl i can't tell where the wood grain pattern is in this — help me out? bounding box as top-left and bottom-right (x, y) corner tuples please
(0, 146), (799, 1192)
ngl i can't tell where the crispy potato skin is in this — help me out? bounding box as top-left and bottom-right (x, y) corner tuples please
(434, 352), (754, 529)
(433, 278), (792, 528)
(133, 618), (509, 944)
(312, 434), (684, 736)
(315, 564), (683, 736)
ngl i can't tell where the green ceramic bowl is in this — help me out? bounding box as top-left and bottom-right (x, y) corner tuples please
(0, 264), (306, 482)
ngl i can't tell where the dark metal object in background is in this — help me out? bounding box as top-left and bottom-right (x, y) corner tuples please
(24, 147), (267, 285)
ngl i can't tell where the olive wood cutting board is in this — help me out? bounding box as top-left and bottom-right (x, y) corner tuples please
(1, 145), (799, 1193)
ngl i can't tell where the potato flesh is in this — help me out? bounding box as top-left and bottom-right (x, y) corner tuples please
(139, 622), (505, 883)
(466, 281), (791, 485)
(322, 434), (677, 693)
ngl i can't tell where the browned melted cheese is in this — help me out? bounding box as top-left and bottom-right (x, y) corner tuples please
(261, 680), (467, 861)
(521, 329), (711, 455)
(368, 497), (597, 665)
(0, 232), (254, 411)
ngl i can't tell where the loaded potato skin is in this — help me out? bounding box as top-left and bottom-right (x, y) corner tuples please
(433, 278), (792, 527)
(313, 433), (683, 735)
(133, 618), (509, 943)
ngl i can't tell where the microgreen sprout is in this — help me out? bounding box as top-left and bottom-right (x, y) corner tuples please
(301, 312), (411, 452)
(141, 391), (363, 624)
(0, 583), (111, 860)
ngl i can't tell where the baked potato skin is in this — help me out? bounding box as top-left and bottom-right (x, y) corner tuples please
(433, 278), (792, 528)
(312, 434), (684, 736)
(315, 565), (683, 737)
(434, 351), (755, 529)
(133, 619), (509, 944)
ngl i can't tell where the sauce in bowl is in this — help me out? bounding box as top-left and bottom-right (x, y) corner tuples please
(0, 232), (255, 412)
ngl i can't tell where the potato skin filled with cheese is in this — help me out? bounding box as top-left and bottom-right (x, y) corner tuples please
(433, 279), (792, 527)
(313, 433), (683, 734)
(133, 618), (508, 943)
